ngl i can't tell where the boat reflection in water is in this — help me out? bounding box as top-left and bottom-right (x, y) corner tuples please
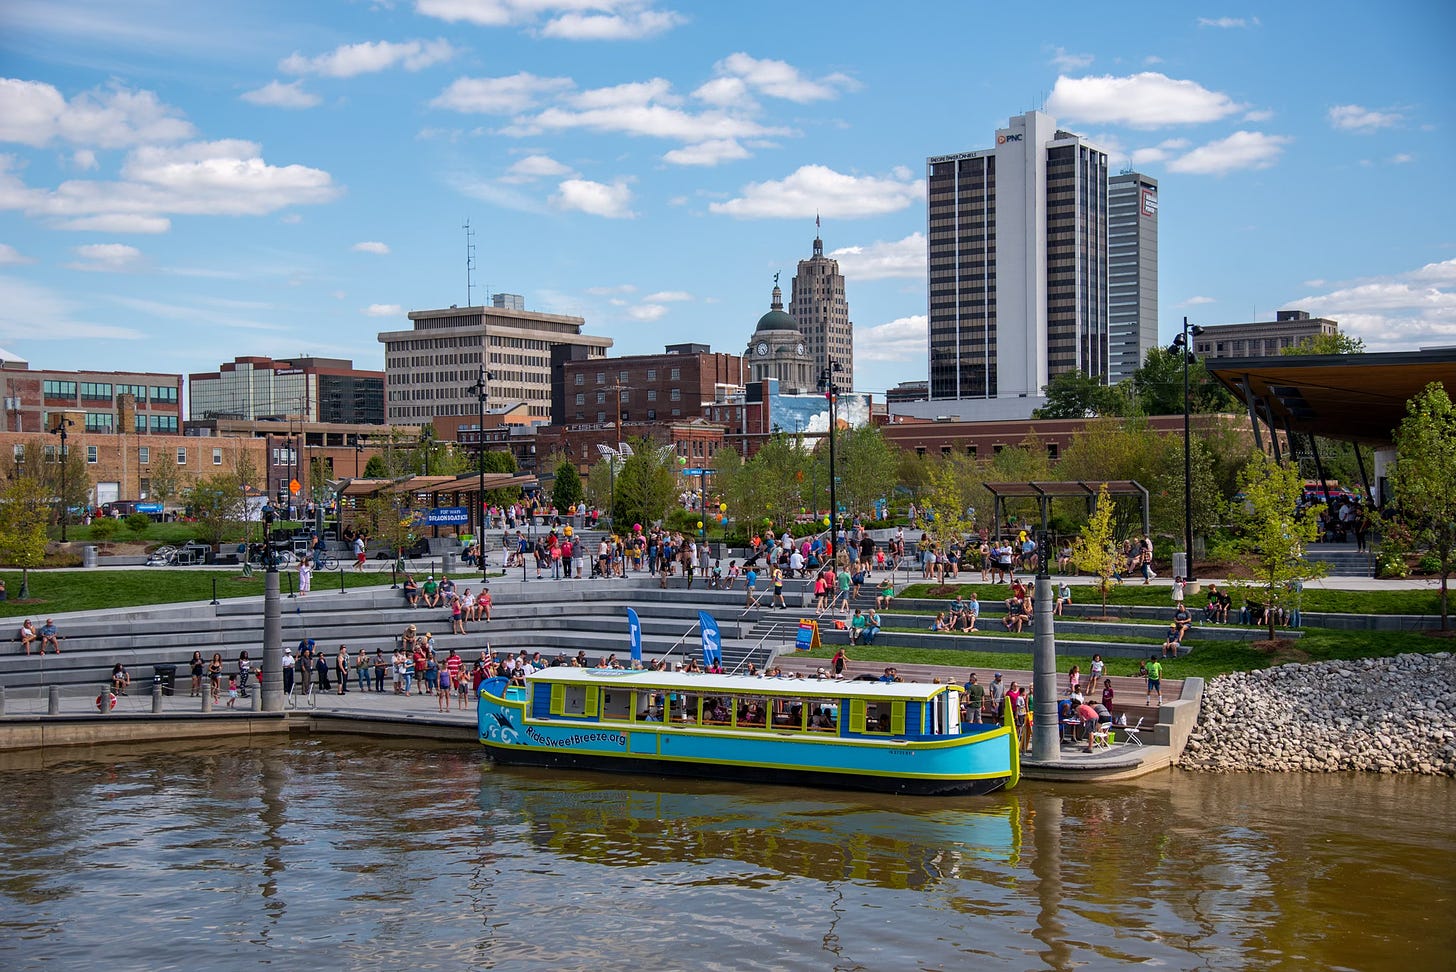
(478, 766), (1022, 892)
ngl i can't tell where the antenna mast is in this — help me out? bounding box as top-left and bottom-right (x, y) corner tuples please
(463, 218), (476, 307)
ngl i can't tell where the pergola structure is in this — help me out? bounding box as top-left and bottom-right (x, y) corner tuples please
(983, 480), (1150, 543)
(336, 473), (539, 533)
(1207, 348), (1456, 507)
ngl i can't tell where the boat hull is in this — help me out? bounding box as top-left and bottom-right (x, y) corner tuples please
(480, 741), (1010, 796)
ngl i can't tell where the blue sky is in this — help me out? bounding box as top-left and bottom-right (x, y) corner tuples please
(1, 1), (1452, 401)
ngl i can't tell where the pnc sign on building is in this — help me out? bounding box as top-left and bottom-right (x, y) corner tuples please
(996, 132), (1023, 144)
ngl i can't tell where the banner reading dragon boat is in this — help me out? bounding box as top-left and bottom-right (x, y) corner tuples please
(698, 611), (722, 668)
(627, 608), (642, 662)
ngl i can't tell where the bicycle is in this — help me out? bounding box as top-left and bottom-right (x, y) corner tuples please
(313, 550), (338, 571)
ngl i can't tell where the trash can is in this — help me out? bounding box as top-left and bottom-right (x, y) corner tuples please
(442, 552), (458, 575)
(152, 663), (177, 697)
(83, 545), (98, 568)
(1172, 552), (1187, 579)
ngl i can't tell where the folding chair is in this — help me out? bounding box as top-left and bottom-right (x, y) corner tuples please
(1089, 723), (1112, 751)
(1120, 717), (1146, 747)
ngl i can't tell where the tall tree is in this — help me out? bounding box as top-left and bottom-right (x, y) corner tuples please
(551, 460), (584, 512)
(19, 439), (89, 524)
(1130, 346), (1236, 415)
(813, 424), (899, 523)
(145, 447), (183, 504)
(362, 454), (389, 478)
(613, 438), (679, 530)
(1392, 382), (1456, 630)
(359, 493), (416, 559)
(915, 453), (980, 582)
(1033, 369), (1123, 419)
(1282, 332), (1367, 356)
(1226, 453), (1327, 639)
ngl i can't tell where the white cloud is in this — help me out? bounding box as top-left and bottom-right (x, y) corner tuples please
(1144, 55), (1164, 65)
(1167, 130), (1291, 174)
(1243, 108), (1274, 122)
(1181, 295), (1217, 306)
(691, 76), (750, 108)
(1284, 259), (1456, 351)
(352, 241), (390, 255)
(626, 303), (667, 321)
(1129, 137), (1191, 165)
(0, 243), (34, 265)
(430, 72), (575, 114)
(0, 78), (194, 148)
(0, 140), (340, 226)
(1328, 104), (1404, 132)
(710, 165), (923, 220)
(552, 178), (635, 218)
(586, 283), (635, 296)
(0, 275), (143, 340)
(518, 92), (789, 143)
(67, 242), (142, 272)
(501, 153), (575, 182)
(540, 8), (684, 40)
(363, 303), (403, 317)
(72, 149), (97, 170)
(53, 213), (171, 233)
(241, 80), (321, 109)
(702, 52), (856, 104)
(855, 314), (926, 364)
(662, 138), (749, 166)
(643, 290), (691, 302)
(1047, 72), (1244, 127)
(281, 39), (457, 77)
(1197, 16), (1257, 28)
(827, 233), (925, 280)
(1390, 153), (1415, 164)
(416, 1), (686, 40)
(1048, 47), (1094, 71)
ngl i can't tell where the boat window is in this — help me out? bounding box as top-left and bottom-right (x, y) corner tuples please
(807, 703), (839, 731)
(734, 696), (768, 728)
(770, 697), (809, 731)
(850, 699), (906, 736)
(600, 689), (632, 721)
(551, 682), (599, 718)
(701, 696), (732, 724)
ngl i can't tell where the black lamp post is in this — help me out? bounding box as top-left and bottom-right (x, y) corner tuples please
(473, 366), (493, 583)
(818, 361), (843, 560)
(50, 418), (74, 541)
(353, 439), (364, 478)
(419, 428), (431, 476)
(1169, 317), (1206, 581)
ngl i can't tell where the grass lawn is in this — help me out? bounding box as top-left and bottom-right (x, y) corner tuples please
(897, 581), (1447, 616)
(0, 568), (398, 617)
(794, 628), (1446, 680)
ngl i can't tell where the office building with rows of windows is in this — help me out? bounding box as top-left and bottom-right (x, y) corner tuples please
(1107, 171), (1159, 383)
(788, 229), (854, 390)
(911, 110), (1109, 421)
(1193, 310), (1340, 359)
(0, 352), (182, 436)
(188, 356), (384, 425)
(379, 303), (612, 426)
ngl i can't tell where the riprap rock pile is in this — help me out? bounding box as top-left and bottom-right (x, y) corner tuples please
(1181, 652), (1456, 775)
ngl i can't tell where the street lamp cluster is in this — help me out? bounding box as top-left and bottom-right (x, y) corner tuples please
(1168, 316), (1206, 582)
(49, 417), (74, 541)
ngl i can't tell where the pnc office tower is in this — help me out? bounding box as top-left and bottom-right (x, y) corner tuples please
(926, 110), (1109, 409)
(789, 228), (854, 391)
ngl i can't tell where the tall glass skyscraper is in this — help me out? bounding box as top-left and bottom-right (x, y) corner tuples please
(1107, 172), (1159, 383)
(924, 111), (1109, 416)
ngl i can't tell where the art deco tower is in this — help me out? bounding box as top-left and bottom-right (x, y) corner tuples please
(789, 221), (854, 389)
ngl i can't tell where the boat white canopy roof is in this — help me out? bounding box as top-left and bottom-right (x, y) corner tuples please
(525, 667), (951, 701)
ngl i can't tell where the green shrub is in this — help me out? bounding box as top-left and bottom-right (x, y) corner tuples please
(1417, 553), (1442, 575)
(1376, 552), (1409, 579)
(89, 518), (121, 540)
(125, 513), (152, 534)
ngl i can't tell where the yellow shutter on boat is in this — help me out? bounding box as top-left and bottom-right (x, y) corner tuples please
(849, 699), (866, 734)
(585, 685), (599, 716)
(550, 683), (564, 716)
(891, 701), (906, 735)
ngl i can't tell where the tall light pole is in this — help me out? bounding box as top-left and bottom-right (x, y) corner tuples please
(1169, 317), (1206, 582)
(50, 417), (74, 541)
(819, 361), (843, 560)
(353, 438), (364, 478)
(473, 366), (493, 583)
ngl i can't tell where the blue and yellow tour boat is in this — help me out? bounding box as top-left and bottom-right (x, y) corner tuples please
(477, 668), (1019, 796)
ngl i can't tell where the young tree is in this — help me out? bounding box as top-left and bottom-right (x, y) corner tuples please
(146, 448), (183, 505)
(915, 453), (979, 583)
(1392, 382), (1456, 630)
(613, 440), (679, 530)
(0, 475), (51, 597)
(551, 460), (584, 512)
(1226, 453), (1327, 640)
(359, 493), (416, 559)
(19, 439), (89, 524)
(1130, 346), (1236, 415)
(362, 454), (389, 478)
(1033, 369), (1123, 418)
(479, 449), (517, 474)
(818, 425), (900, 524)
(185, 472), (245, 551)
(1070, 483), (1120, 617)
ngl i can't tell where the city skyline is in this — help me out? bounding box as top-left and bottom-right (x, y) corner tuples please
(1, 1), (1452, 402)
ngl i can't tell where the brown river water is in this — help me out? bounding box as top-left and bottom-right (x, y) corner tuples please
(0, 737), (1451, 971)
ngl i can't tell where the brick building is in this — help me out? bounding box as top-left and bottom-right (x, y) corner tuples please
(0, 352), (182, 436)
(553, 343), (746, 426)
